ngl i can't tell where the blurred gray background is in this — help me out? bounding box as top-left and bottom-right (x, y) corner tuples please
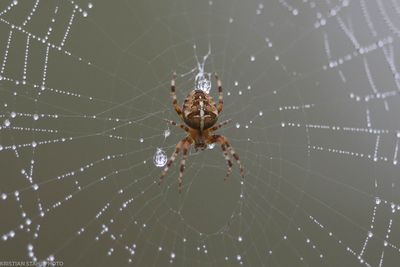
(1, 0), (400, 266)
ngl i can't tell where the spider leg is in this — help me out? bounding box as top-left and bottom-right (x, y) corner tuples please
(214, 73), (223, 114)
(164, 119), (190, 132)
(225, 142), (244, 178)
(211, 135), (244, 178)
(178, 140), (191, 192)
(208, 119), (232, 132)
(170, 72), (184, 120)
(221, 144), (233, 180)
(159, 138), (185, 185)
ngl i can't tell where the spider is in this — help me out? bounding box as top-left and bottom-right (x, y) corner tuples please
(159, 72), (244, 192)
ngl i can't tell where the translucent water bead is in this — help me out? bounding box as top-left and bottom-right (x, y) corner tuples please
(153, 148), (167, 167)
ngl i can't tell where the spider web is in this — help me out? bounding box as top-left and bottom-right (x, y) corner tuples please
(1, 0), (400, 266)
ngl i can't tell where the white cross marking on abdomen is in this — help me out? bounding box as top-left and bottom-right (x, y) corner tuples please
(199, 100), (205, 131)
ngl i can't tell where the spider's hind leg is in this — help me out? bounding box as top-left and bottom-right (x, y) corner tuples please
(214, 73), (223, 114)
(170, 72), (184, 120)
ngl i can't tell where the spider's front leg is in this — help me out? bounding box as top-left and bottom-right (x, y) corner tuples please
(178, 140), (191, 192)
(159, 138), (184, 185)
(220, 143), (233, 180)
(159, 137), (192, 193)
(210, 134), (244, 178)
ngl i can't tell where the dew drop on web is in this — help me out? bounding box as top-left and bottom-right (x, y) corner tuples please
(153, 148), (167, 167)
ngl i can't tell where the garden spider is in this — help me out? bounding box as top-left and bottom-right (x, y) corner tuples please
(159, 72), (244, 192)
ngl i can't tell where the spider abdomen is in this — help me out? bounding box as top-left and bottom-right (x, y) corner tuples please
(183, 90), (218, 131)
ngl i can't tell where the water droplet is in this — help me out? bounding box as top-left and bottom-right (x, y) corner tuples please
(33, 114), (39, 121)
(153, 148), (167, 167)
(196, 76), (211, 93)
(207, 143), (215, 149)
(88, 3), (93, 8)
(8, 231), (15, 238)
(238, 236), (243, 242)
(4, 119), (10, 127)
(375, 197), (381, 205)
(250, 56), (255, 61)
(236, 123), (240, 128)
(259, 111), (263, 116)
(10, 112), (16, 118)
(164, 128), (170, 139)
(139, 138), (144, 143)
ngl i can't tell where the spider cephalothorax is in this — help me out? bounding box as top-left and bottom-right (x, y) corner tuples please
(159, 72), (244, 192)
